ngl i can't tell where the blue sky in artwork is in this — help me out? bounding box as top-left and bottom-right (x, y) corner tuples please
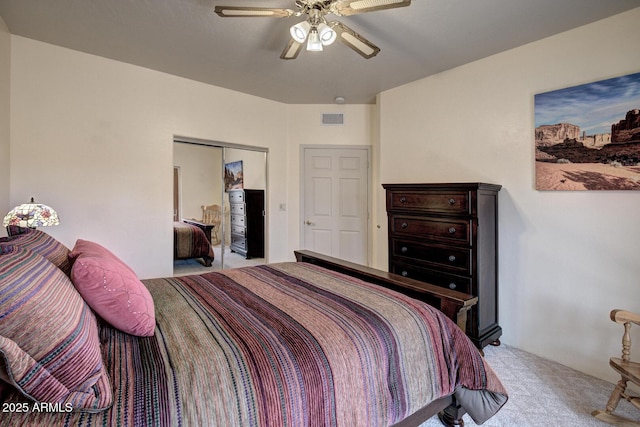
(535, 71), (640, 135)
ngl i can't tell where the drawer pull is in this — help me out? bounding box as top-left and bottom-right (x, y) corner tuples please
(448, 227), (456, 234)
(401, 222), (408, 229)
(448, 255), (456, 262)
(448, 283), (457, 290)
(400, 197), (407, 203)
(401, 246), (408, 253)
(448, 198), (456, 205)
(401, 271), (408, 277)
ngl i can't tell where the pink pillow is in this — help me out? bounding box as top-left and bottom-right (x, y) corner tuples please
(69, 239), (155, 337)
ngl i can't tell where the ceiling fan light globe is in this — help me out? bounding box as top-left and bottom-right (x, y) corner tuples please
(290, 21), (310, 43)
(306, 30), (323, 51)
(317, 23), (336, 46)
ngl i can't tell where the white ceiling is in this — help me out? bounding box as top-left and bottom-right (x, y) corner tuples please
(1, 0), (639, 104)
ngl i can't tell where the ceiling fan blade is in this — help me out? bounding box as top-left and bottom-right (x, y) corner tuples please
(333, 0), (411, 16)
(214, 6), (295, 18)
(280, 39), (304, 60)
(330, 21), (380, 59)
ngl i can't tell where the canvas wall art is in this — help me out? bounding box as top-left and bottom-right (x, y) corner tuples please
(535, 71), (640, 190)
(224, 160), (243, 191)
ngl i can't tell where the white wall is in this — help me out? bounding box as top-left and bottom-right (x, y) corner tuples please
(377, 8), (640, 383)
(0, 17), (9, 233)
(9, 36), (290, 278)
(8, 36), (374, 279)
(285, 104), (376, 262)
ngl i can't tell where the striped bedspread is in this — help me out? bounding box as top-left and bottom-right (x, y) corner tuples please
(173, 221), (214, 261)
(0, 262), (507, 426)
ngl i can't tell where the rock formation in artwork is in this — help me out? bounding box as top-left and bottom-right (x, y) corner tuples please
(535, 123), (580, 147)
(537, 138), (640, 165)
(581, 133), (611, 148)
(536, 110), (640, 165)
(611, 109), (640, 143)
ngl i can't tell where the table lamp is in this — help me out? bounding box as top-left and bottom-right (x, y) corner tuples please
(3, 197), (60, 232)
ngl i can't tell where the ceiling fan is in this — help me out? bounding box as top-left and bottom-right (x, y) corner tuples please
(214, 0), (411, 60)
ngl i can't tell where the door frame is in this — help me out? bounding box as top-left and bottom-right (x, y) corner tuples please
(173, 166), (181, 221)
(299, 144), (372, 266)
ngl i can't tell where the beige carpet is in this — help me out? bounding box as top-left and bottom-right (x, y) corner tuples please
(420, 344), (636, 426)
(173, 245), (264, 276)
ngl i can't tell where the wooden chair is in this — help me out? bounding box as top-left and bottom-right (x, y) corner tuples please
(201, 204), (222, 245)
(593, 309), (640, 426)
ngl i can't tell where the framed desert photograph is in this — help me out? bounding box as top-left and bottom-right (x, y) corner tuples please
(535, 71), (640, 190)
(224, 160), (243, 191)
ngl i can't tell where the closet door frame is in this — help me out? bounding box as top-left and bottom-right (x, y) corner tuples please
(174, 135), (269, 269)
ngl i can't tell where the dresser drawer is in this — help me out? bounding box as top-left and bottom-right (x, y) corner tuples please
(388, 190), (470, 215)
(231, 224), (245, 236)
(229, 191), (245, 203)
(230, 203), (245, 215)
(390, 261), (471, 293)
(231, 235), (247, 250)
(390, 215), (471, 245)
(231, 214), (246, 226)
(391, 239), (471, 274)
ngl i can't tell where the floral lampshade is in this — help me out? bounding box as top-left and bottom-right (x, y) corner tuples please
(2, 197), (60, 228)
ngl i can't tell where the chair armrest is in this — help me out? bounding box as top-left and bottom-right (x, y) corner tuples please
(611, 309), (640, 326)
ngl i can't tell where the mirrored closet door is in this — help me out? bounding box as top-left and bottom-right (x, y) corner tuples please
(172, 138), (267, 275)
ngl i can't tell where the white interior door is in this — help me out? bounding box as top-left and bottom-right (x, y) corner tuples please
(302, 147), (369, 265)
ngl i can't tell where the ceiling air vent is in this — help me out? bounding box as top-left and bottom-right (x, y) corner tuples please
(322, 113), (344, 125)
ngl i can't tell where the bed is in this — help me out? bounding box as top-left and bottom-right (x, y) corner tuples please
(0, 229), (507, 426)
(173, 220), (214, 267)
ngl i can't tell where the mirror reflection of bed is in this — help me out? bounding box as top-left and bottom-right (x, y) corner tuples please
(172, 140), (267, 276)
(173, 239), (264, 276)
(174, 206), (264, 276)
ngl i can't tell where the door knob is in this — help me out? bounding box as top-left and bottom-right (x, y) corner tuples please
(305, 220), (314, 225)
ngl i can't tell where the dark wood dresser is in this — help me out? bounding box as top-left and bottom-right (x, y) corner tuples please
(382, 183), (501, 349)
(228, 189), (265, 259)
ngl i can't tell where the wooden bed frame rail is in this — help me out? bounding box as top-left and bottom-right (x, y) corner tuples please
(294, 250), (477, 334)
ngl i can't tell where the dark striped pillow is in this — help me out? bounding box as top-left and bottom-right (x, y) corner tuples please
(6, 225), (30, 236)
(0, 228), (71, 276)
(0, 245), (112, 411)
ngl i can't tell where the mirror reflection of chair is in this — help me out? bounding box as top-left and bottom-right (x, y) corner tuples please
(201, 204), (222, 245)
(592, 309), (640, 426)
